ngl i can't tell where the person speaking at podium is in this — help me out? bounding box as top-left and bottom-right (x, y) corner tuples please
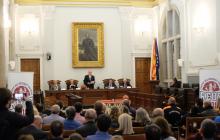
(83, 70), (95, 89)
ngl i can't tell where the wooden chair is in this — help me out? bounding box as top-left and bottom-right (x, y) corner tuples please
(47, 80), (61, 90)
(133, 127), (145, 134)
(117, 78), (131, 88)
(65, 79), (79, 90)
(186, 116), (215, 139)
(123, 134), (145, 140)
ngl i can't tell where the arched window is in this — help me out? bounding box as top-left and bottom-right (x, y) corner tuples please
(161, 8), (181, 82)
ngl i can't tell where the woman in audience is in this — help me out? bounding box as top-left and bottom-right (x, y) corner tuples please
(154, 117), (176, 140)
(110, 106), (120, 128)
(64, 106), (81, 130)
(116, 106), (134, 135)
(0, 88), (34, 140)
(94, 101), (105, 117)
(135, 107), (151, 126)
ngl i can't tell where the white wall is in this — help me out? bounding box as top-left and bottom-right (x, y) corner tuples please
(14, 6), (156, 90)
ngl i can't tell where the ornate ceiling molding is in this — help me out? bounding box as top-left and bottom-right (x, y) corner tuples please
(15, 0), (159, 8)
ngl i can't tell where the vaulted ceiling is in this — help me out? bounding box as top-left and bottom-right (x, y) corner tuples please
(15, 0), (160, 7)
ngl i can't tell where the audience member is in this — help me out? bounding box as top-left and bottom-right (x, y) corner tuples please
(36, 103), (47, 118)
(111, 135), (123, 140)
(170, 77), (181, 88)
(64, 106), (81, 130)
(144, 124), (161, 140)
(17, 115), (48, 140)
(69, 133), (84, 140)
(15, 104), (23, 115)
(152, 108), (164, 118)
(50, 120), (64, 140)
(154, 117), (176, 140)
(135, 107), (151, 126)
(56, 100), (66, 118)
(122, 95), (129, 100)
(74, 102), (86, 124)
(86, 114), (112, 140)
(18, 135), (34, 140)
(0, 88), (34, 140)
(190, 98), (204, 117)
(187, 119), (216, 140)
(200, 100), (218, 116)
(122, 99), (136, 118)
(110, 106), (120, 128)
(163, 97), (182, 126)
(76, 109), (97, 137)
(43, 104), (65, 124)
(116, 107), (134, 135)
(94, 101), (105, 117)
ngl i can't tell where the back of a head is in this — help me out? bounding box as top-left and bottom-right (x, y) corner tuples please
(56, 100), (64, 109)
(152, 108), (164, 118)
(94, 101), (103, 114)
(74, 102), (83, 113)
(33, 115), (43, 129)
(97, 114), (111, 132)
(122, 105), (129, 114)
(122, 99), (130, 107)
(204, 100), (212, 109)
(85, 109), (97, 121)
(36, 103), (43, 113)
(200, 119), (216, 139)
(154, 116), (171, 138)
(0, 88), (12, 109)
(51, 104), (60, 114)
(145, 124), (161, 140)
(50, 120), (64, 138)
(15, 104), (23, 114)
(135, 107), (150, 123)
(118, 113), (134, 134)
(69, 133), (83, 140)
(65, 106), (76, 119)
(168, 97), (176, 105)
(122, 95), (129, 100)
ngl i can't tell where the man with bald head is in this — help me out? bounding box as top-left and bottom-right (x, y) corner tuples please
(43, 104), (65, 124)
(83, 70), (95, 89)
(18, 115), (48, 140)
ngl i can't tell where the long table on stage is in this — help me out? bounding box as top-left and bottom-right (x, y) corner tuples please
(44, 88), (139, 106)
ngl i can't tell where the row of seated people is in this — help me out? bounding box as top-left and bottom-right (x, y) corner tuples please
(48, 78), (132, 91)
(1, 87), (220, 140)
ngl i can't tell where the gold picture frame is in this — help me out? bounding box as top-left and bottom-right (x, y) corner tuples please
(72, 22), (104, 68)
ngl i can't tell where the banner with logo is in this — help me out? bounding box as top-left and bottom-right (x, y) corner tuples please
(200, 69), (220, 108)
(8, 72), (34, 111)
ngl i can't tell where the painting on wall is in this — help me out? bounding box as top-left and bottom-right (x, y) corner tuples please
(72, 22), (104, 68)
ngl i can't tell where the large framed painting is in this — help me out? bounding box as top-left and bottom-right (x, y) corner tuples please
(72, 22), (104, 68)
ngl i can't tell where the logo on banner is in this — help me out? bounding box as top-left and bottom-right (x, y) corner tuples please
(10, 82), (33, 111)
(200, 78), (220, 107)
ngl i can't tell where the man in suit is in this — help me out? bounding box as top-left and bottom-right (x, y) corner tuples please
(76, 109), (97, 137)
(104, 79), (117, 89)
(83, 70), (95, 89)
(119, 79), (132, 88)
(17, 115), (48, 140)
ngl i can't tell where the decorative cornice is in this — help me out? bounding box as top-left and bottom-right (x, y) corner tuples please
(15, 0), (159, 8)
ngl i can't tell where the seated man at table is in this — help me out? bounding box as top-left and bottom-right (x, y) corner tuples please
(104, 79), (117, 89)
(119, 79), (132, 88)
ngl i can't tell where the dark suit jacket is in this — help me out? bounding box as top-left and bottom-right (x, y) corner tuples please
(17, 125), (48, 140)
(104, 83), (117, 89)
(83, 75), (95, 89)
(0, 101), (34, 140)
(76, 121), (97, 137)
(119, 82), (132, 88)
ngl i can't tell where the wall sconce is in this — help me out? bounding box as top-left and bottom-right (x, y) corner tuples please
(20, 14), (39, 36)
(9, 61), (16, 70)
(46, 52), (52, 61)
(134, 16), (152, 36)
(193, 2), (209, 34)
(177, 59), (184, 67)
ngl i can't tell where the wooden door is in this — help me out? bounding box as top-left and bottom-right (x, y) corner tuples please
(135, 57), (151, 93)
(21, 59), (40, 91)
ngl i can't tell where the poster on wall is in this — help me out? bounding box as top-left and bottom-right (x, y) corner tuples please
(8, 72), (34, 111)
(199, 69), (220, 108)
